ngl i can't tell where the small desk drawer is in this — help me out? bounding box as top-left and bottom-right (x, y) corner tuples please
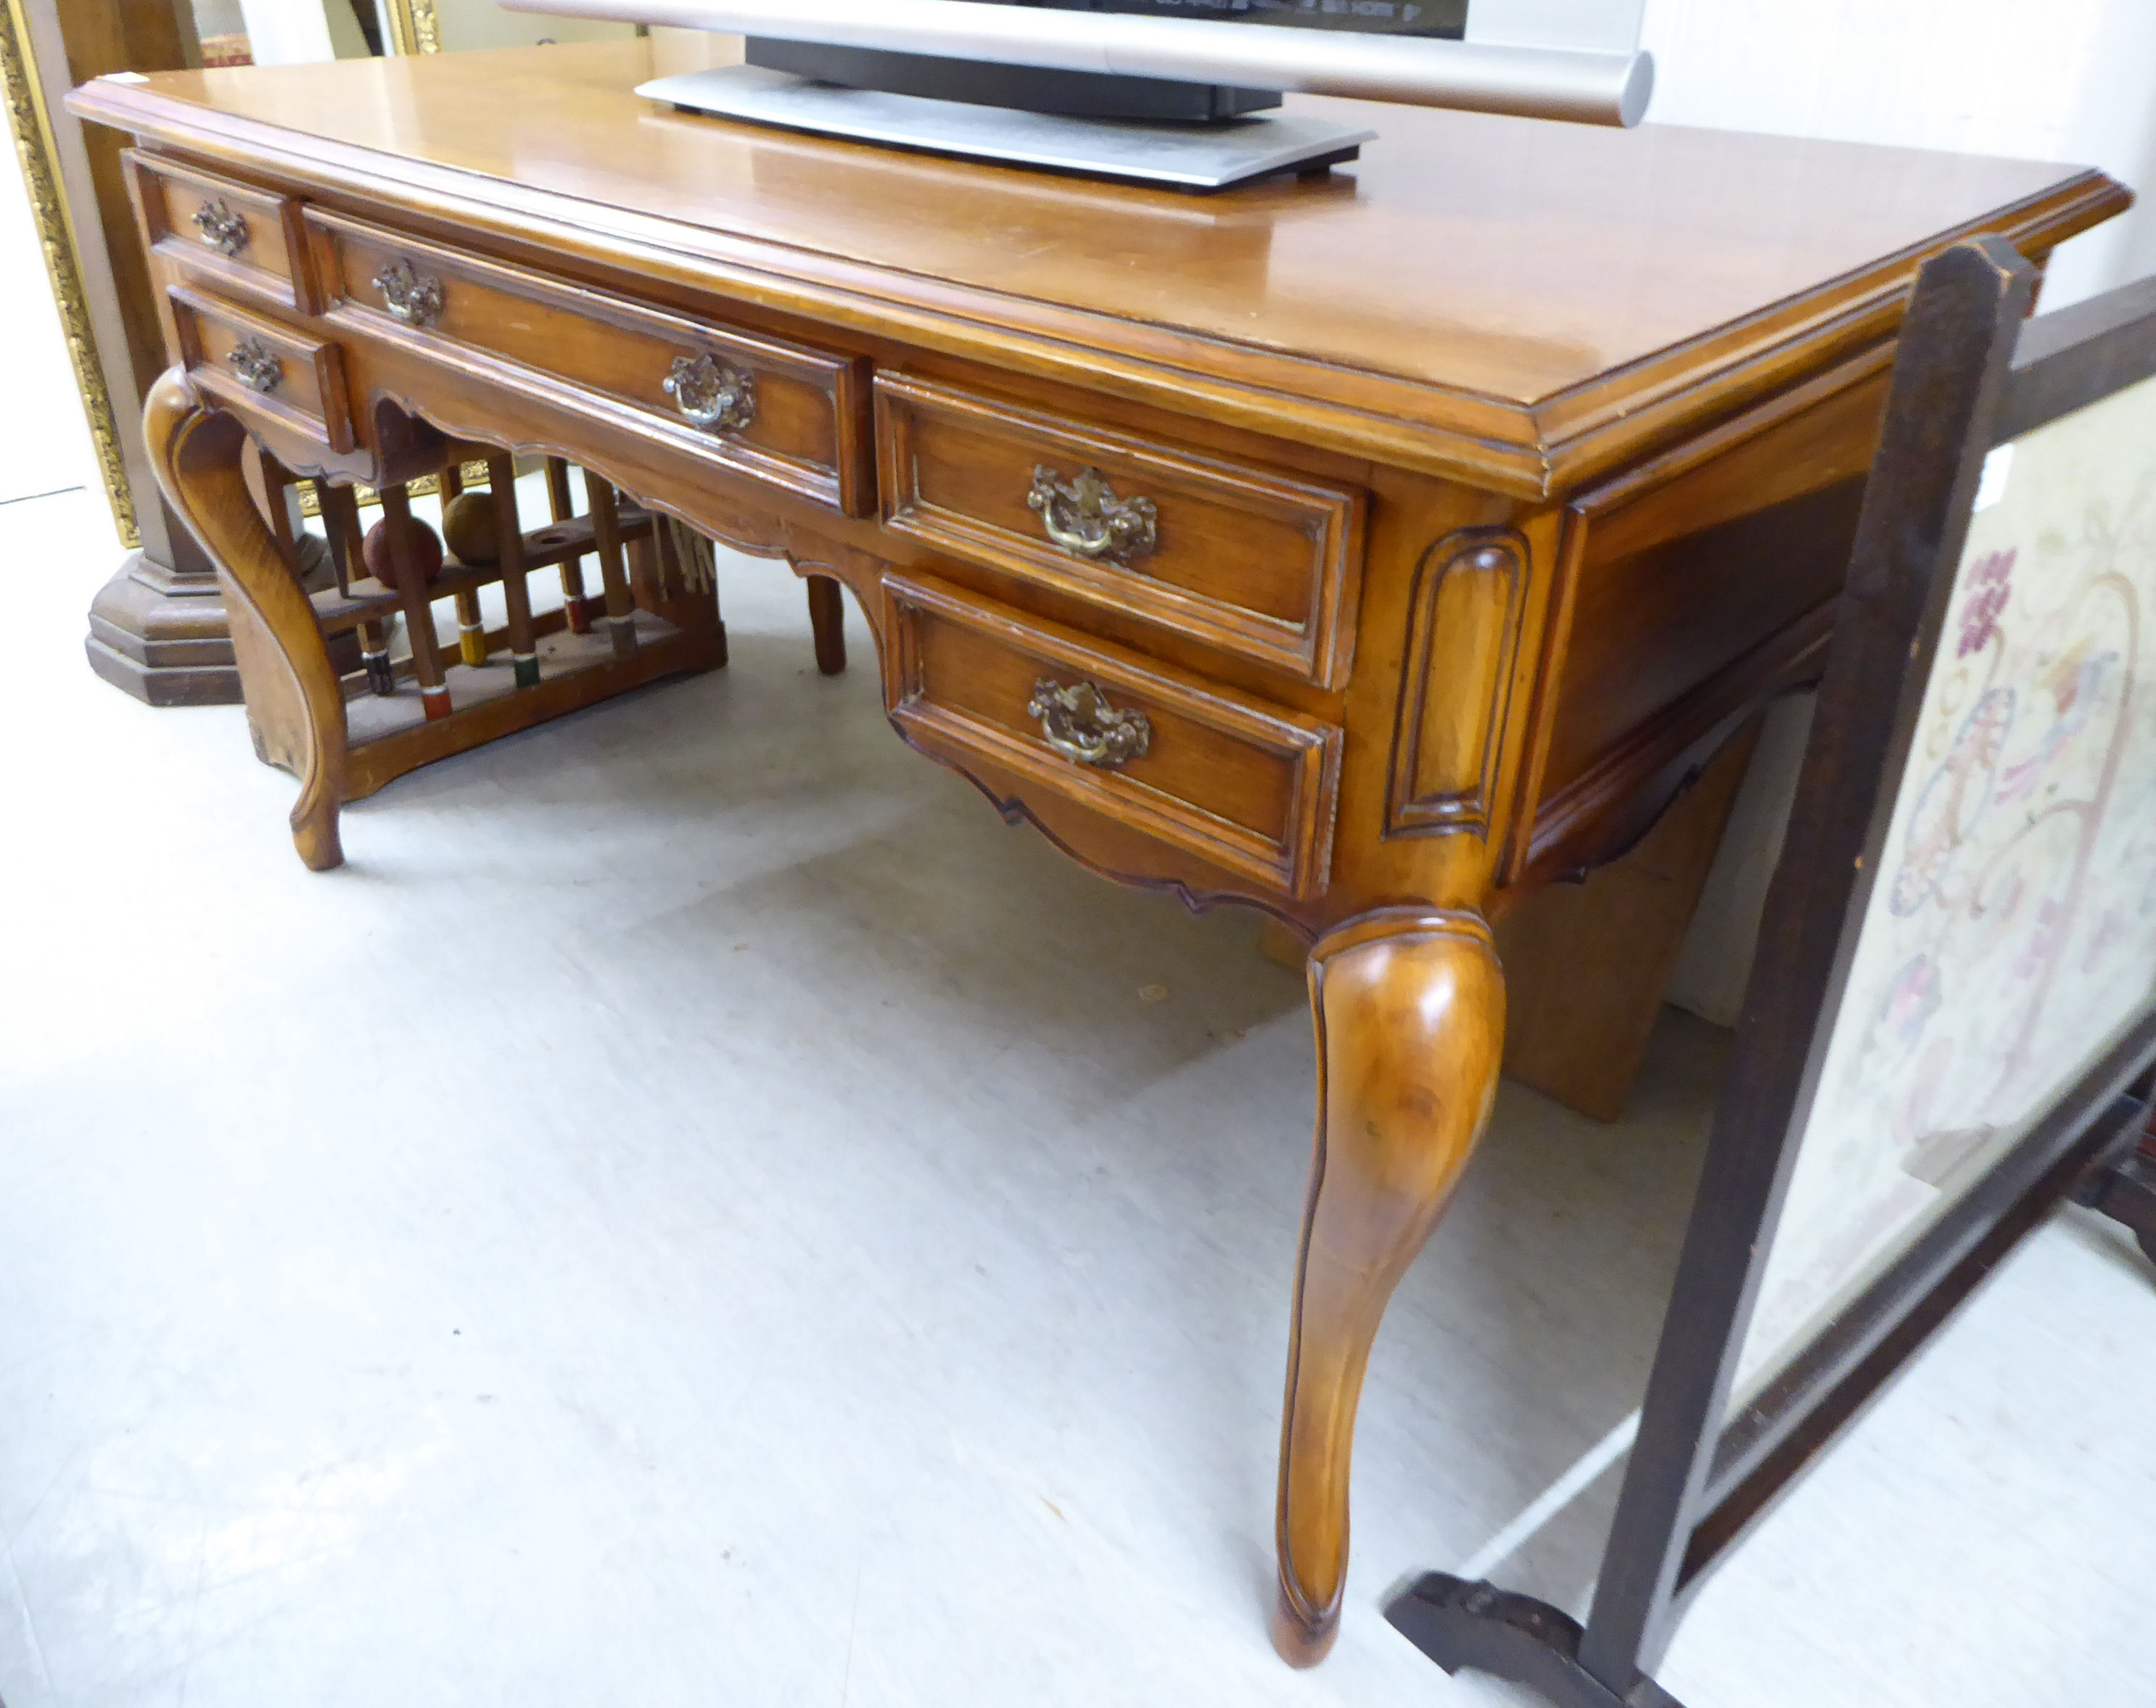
(876, 375), (1365, 687)
(169, 284), (353, 455)
(308, 211), (873, 515)
(128, 152), (312, 312)
(885, 574), (1341, 897)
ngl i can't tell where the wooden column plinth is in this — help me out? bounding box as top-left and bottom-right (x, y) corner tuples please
(84, 550), (241, 706)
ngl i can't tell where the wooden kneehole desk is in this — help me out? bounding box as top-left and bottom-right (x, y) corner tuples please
(70, 41), (2126, 1665)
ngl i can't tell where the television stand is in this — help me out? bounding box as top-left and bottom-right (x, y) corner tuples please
(635, 65), (1373, 191)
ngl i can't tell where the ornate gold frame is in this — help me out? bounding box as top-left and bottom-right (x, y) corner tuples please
(382, 0), (443, 56)
(1, 0), (139, 545)
(0, 1), (444, 550)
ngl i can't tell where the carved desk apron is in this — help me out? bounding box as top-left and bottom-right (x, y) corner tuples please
(68, 39), (2128, 1664)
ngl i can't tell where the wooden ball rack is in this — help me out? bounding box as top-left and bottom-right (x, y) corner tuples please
(255, 445), (733, 804)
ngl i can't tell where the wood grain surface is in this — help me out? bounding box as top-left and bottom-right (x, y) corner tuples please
(69, 39), (2127, 495)
(1275, 910), (1506, 1664)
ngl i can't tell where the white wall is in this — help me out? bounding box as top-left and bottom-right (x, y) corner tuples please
(234, 0), (339, 65)
(1650, 0), (2156, 1023)
(232, 0), (374, 63)
(231, 1), (633, 63)
(427, 1), (637, 53)
(191, 0), (250, 38)
(1640, 0), (2156, 304)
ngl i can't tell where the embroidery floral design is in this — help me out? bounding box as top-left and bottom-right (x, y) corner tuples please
(1737, 376), (2156, 1394)
(1957, 548), (2015, 657)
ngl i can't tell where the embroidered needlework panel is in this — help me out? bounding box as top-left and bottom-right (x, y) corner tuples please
(1735, 371), (2156, 1399)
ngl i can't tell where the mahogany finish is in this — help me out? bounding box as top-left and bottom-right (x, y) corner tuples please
(886, 573), (1343, 899)
(1494, 719), (1764, 1122)
(807, 573), (847, 675)
(128, 151), (315, 314)
(71, 41), (2126, 489)
(166, 281), (354, 455)
(876, 372), (1366, 685)
(143, 367), (346, 867)
(69, 40), (2128, 1665)
(307, 207), (878, 516)
(1277, 909), (1505, 1659)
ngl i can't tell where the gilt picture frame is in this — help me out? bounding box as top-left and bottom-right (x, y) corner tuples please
(381, 0), (443, 56)
(0, 0), (138, 545)
(1, 0), (445, 551)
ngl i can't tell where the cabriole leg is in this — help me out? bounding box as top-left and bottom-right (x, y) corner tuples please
(144, 367), (349, 871)
(1274, 909), (1506, 1664)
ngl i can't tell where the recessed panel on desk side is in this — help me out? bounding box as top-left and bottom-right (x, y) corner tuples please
(1515, 356), (1896, 880)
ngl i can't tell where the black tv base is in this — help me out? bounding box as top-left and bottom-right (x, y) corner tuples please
(745, 37), (1280, 122)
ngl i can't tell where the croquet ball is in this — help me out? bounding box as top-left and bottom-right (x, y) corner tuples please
(440, 492), (501, 565)
(362, 513), (444, 590)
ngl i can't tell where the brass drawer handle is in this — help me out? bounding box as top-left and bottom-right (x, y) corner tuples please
(1027, 677), (1151, 768)
(1027, 465), (1158, 564)
(228, 337), (283, 395)
(192, 198), (249, 257)
(663, 352), (756, 432)
(374, 257), (443, 328)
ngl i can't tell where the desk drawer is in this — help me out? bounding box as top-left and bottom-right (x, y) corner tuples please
(308, 212), (873, 514)
(128, 152), (312, 312)
(169, 284), (353, 455)
(876, 374), (1364, 687)
(885, 574), (1341, 897)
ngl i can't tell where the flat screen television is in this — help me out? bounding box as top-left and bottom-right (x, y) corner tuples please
(746, 1), (1473, 122)
(502, 0), (1651, 187)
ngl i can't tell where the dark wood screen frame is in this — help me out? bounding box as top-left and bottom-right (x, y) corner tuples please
(1386, 240), (2156, 1708)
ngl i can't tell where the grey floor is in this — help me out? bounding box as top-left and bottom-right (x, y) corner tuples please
(4, 484), (2152, 1708)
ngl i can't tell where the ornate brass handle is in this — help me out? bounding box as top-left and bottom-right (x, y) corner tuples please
(663, 352), (756, 432)
(373, 257), (443, 328)
(1026, 677), (1151, 769)
(192, 198), (249, 257)
(1026, 465), (1157, 564)
(227, 337), (283, 395)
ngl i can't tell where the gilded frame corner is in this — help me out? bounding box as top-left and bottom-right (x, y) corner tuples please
(382, 0), (443, 56)
(0, 0), (139, 547)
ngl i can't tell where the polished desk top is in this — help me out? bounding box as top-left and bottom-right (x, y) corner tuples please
(77, 39), (2127, 496)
